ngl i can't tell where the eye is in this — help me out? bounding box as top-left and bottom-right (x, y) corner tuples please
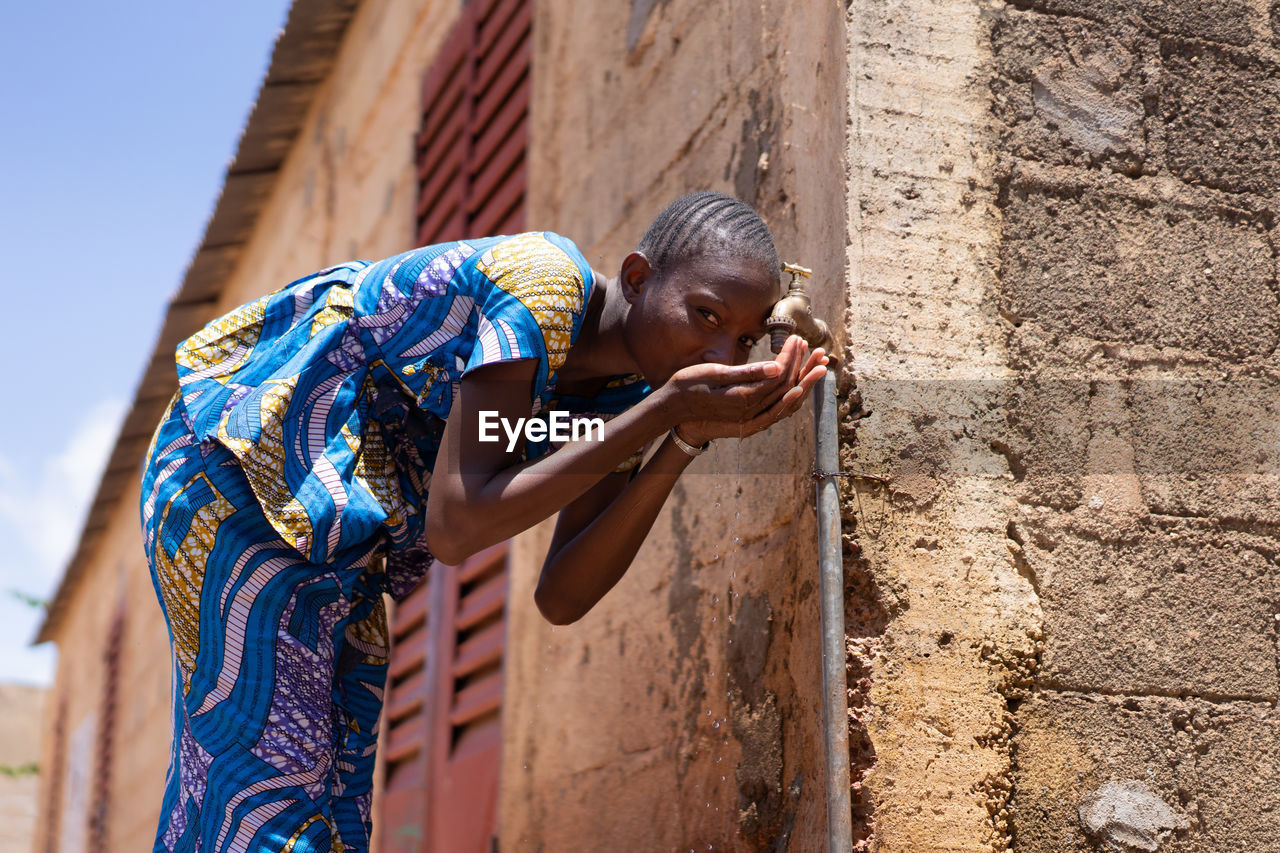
(697, 307), (719, 326)
(739, 335), (758, 350)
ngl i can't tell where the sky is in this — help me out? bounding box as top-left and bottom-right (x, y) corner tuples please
(0, 1), (295, 686)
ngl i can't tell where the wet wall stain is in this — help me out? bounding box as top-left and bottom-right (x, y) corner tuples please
(728, 591), (788, 845)
(731, 89), (779, 206)
(627, 0), (670, 52)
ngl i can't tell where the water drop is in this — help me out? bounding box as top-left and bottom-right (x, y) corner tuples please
(706, 710), (713, 716)
(721, 775), (726, 781)
(713, 720), (720, 728)
(712, 594), (718, 605)
(711, 616), (717, 623)
(716, 756), (722, 763)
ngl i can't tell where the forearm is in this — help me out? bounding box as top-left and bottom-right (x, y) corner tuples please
(436, 387), (680, 558)
(536, 433), (695, 624)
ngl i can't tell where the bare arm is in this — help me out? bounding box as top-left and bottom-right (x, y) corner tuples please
(533, 341), (829, 624)
(423, 354), (786, 565)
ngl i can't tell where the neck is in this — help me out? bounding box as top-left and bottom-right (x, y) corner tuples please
(557, 268), (640, 381)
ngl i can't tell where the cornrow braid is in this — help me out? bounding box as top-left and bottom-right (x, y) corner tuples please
(637, 191), (781, 283)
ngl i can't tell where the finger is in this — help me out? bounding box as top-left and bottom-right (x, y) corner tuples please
(703, 359), (783, 386)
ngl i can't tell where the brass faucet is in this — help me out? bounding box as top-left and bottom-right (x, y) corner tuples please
(766, 263), (838, 363)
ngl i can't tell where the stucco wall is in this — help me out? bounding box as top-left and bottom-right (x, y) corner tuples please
(1, 683), (47, 853)
(498, 0), (848, 850)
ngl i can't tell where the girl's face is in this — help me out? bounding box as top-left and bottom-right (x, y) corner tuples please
(622, 251), (779, 388)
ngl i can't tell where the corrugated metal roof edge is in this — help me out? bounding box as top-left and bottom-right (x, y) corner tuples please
(35, 0), (362, 645)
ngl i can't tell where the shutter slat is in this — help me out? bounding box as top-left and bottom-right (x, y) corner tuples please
(387, 634), (427, 681)
(416, 145), (466, 213)
(477, 0), (526, 55)
(472, 41), (531, 134)
(417, 190), (468, 244)
(419, 34), (468, 112)
(391, 587), (430, 640)
(450, 672), (503, 727)
(468, 125), (527, 216)
(469, 78), (528, 174)
(384, 714), (426, 765)
(387, 669), (427, 722)
(418, 72), (468, 151)
(455, 571), (506, 632)
(474, 2), (531, 98)
(416, 109), (466, 181)
(452, 621), (505, 679)
(469, 171), (524, 237)
(459, 544), (508, 585)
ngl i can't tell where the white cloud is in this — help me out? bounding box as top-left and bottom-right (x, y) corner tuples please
(0, 397), (126, 685)
(0, 397), (127, 588)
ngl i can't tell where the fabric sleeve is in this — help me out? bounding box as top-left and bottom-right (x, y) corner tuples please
(463, 232), (589, 383)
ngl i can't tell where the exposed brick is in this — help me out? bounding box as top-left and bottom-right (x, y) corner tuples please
(1009, 692), (1194, 853)
(1019, 517), (1278, 700)
(1131, 377), (1280, 524)
(999, 376), (1090, 509)
(1162, 41), (1280, 196)
(1007, 0), (1253, 47)
(991, 10), (1148, 175)
(1000, 187), (1279, 361)
(1191, 715), (1280, 847)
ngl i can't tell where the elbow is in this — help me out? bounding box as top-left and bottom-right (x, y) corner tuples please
(425, 502), (474, 567)
(534, 581), (583, 626)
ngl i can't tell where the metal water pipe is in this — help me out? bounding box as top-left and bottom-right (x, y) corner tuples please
(766, 263), (854, 852)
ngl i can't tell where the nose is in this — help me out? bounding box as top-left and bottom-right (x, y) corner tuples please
(700, 337), (734, 365)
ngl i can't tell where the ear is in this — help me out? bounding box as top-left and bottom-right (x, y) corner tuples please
(618, 251), (653, 304)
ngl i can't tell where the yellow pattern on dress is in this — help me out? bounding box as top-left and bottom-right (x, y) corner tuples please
(217, 374), (316, 553)
(175, 293), (270, 379)
(310, 283), (354, 338)
(475, 233), (584, 376)
(154, 471), (235, 693)
(345, 406), (407, 532)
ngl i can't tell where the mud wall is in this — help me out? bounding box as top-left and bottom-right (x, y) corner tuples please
(497, 0), (848, 850)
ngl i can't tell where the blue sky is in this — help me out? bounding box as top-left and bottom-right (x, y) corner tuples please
(0, 1), (294, 685)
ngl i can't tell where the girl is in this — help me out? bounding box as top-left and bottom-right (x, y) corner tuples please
(140, 191), (828, 852)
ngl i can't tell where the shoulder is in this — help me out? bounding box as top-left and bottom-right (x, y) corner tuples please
(473, 232), (592, 312)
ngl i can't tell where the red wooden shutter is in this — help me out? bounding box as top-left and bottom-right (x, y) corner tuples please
(382, 1), (531, 849)
(414, 0), (530, 247)
(382, 545), (512, 853)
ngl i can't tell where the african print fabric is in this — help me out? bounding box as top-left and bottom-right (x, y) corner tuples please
(141, 232), (653, 851)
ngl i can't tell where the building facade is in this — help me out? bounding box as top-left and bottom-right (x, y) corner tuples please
(34, 0), (1280, 851)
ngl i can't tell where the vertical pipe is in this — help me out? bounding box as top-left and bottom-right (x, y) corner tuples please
(814, 369), (853, 851)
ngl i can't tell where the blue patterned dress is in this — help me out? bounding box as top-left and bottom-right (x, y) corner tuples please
(139, 232), (651, 852)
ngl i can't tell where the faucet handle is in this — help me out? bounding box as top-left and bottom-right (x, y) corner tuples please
(782, 262), (813, 287)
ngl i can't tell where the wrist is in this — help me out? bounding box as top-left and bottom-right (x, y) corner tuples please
(671, 424), (712, 455)
(651, 384), (686, 433)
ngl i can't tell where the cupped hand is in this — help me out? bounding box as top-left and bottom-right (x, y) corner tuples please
(660, 335), (809, 425)
(676, 338), (828, 446)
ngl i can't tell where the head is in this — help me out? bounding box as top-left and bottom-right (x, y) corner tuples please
(620, 191), (782, 387)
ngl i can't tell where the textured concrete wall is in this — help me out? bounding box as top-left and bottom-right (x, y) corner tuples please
(844, 0), (1280, 849)
(843, 0), (1040, 849)
(991, 1), (1280, 850)
(0, 682), (47, 853)
(498, 0), (848, 850)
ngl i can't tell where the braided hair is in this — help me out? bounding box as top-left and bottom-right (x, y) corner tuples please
(637, 191), (781, 284)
